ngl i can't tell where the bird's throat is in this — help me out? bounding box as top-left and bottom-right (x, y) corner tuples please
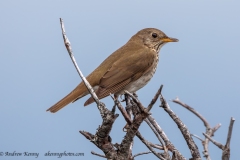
(154, 42), (165, 53)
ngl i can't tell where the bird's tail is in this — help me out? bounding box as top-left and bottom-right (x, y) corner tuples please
(46, 83), (87, 113)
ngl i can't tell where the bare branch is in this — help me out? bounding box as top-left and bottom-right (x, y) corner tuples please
(133, 151), (152, 158)
(60, 18), (121, 159)
(222, 117), (235, 160)
(172, 97), (223, 160)
(172, 97), (210, 129)
(225, 117), (235, 148)
(212, 123), (222, 132)
(160, 94), (201, 159)
(191, 134), (204, 142)
(145, 118), (165, 147)
(59, 18), (104, 112)
(201, 117), (235, 160)
(79, 103), (119, 159)
(136, 131), (165, 160)
(79, 131), (95, 141)
(147, 115), (186, 160)
(118, 101), (149, 159)
(91, 151), (106, 158)
(203, 133), (224, 150)
(147, 85), (163, 111)
(149, 143), (164, 150)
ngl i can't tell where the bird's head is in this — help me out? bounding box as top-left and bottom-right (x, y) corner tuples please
(133, 28), (178, 53)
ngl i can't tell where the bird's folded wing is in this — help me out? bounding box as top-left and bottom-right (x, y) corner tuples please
(88, 50), (155, 102)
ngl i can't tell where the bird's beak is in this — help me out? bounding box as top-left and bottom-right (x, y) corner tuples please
(162, 37), (179, 42)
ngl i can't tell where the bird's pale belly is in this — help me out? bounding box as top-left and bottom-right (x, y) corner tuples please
(124, 72), (154, 93)
(116, 55), (159, 95)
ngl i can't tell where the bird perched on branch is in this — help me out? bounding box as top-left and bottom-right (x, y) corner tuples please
(47, 28), (178, 113)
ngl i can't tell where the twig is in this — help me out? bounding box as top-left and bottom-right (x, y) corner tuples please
(191, 134), (204, 142)
(203, 133), (224, 149)
(144, 118), (171, 158)
(79, 131), (95, 141)
(60, 18), (128, 159)
(172, 97), (222, 160)
(172, 98), (210, 129)
(145, 86), (185, 159)
(91, 151), (106, 158)
(150, 143), (164, 150)
(160, 94), (201, 159)
(203, 117), (235, 160)
(145, 118), (165, 148)
(147, 115), (186, 160)
(225, 117), (235, 149)
(212, 123), (222, 132)
(59, 18), (101, 110)
(222, 117), (235, 160)
(147, 85), (163, 111)
(136, 131), (165, 160)
(133, 151), (152, 158)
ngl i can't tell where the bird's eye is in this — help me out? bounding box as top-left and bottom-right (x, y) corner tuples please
(152, 33), (158, 38)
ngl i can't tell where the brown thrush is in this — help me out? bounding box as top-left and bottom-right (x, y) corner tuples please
(47, 28), (178, 113)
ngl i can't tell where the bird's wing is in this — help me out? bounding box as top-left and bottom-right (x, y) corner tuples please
(84, 49), (155, 105)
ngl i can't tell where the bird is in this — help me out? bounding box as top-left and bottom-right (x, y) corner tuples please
(47, 28), (178, 113)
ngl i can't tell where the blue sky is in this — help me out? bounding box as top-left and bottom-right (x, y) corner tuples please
(1, 1), (239, 159)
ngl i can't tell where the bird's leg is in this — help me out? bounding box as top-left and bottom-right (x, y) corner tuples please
(125, 94), (132, 119)
(123, 94), (132, 132)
